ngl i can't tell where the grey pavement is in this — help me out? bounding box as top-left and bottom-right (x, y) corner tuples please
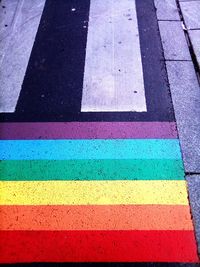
(156, 0), (200, 172)
(158, 20), (191, 60)
(180, 0), (200, 69)
(180, 1), (200, 29)
(166, 61), (200, 173)
(155, 0), (180, 20)
(155, 0), (200, 255)
(188, 30), (200, 68)
(187, 175), (200, 253)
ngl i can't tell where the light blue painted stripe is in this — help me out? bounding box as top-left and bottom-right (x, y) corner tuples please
(0, 139), (181, 160)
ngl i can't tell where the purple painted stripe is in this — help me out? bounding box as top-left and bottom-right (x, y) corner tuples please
(0, 122), (177, 140)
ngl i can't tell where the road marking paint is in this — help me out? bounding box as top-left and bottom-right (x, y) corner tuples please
(0, 1), (46, 112)
(0, 122), (178, 139)
(0, 230), (198, 262)
(0, 205), (193, 230)
(0, 159), (184, 181)
(0, 139), (182, 160)
(0, 181), (188, 205)
(81, 0), (146, 112)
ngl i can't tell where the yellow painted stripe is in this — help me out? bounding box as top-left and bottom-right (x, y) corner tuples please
(0, 181), (188, 205)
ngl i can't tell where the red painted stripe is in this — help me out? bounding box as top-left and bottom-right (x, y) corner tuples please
(0, 122), (177, 139)
(0, 230), (198, 263)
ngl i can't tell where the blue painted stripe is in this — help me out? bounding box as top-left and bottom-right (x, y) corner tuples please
(0, 139), (181, 160)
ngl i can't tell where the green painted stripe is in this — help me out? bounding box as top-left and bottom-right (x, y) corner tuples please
(0, 159), (184, 181)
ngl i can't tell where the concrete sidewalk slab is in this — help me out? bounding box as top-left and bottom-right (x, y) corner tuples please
(180, 1), (200, 29)
(166, 61), (200, 173)
(158, 21), (191, 60)
(188, 30), (200, 68)
(186, 175), (200, 254)
(154, 0), (180, 20)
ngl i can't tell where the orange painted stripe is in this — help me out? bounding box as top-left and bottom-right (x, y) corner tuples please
(0, 205), (193, 230)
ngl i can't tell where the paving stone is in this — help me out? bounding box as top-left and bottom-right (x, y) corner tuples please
(158, 21), (191, 60)
(188, 30), (200, 68)
(186, 175), (200, 254)
(166, 61), (200, 173)
(180, 1), (200, 29)
(154, 0), (180, 20)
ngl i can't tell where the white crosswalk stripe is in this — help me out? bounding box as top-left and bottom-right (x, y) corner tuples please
(81, 0), (147, 112)
(0, 0), (46, 112)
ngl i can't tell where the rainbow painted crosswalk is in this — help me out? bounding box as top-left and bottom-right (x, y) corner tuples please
(0, 0), (199, 264)
(0, 122), (199, 263)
